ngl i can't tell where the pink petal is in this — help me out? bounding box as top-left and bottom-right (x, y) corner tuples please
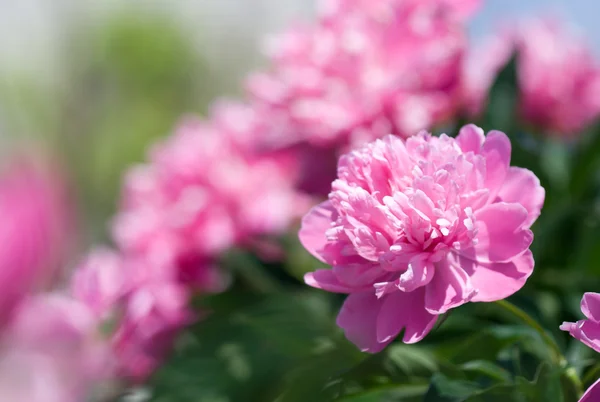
(456, 124), (485, 153)
(581, 378), (600, 402)
(465, 202), (533, 263)
(582, 293), (600, 322)
(424, 258), (476, 314)
(397, 260), (434, 292)
(304, 269), (365, 293)
(460, 250), (534, 302)
(336, 292), (387, 353)
(376, 288), (437, 344)
(496, 167), (545, 228)
(333, 262), (388, 288)
(481, 130), (511, 195)
(298, 201), (335, 263)
(562, 319), (600, 354)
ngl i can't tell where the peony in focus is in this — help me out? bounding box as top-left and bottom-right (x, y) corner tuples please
(300, 125), (544, 352)
(113, 101), (304, 291)
(0, 158), (73, 327)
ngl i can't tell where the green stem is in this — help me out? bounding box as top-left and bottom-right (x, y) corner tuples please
(494, 300), (563, 363)
(494, 300), (584, 397)
(222, 249), (284, 293)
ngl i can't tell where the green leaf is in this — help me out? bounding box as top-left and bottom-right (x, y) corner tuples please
(386, 344), (438, 376)
(336, 384), (428, 402)
(460, 360), (512, 383)
(423, 373), (482, 402)
(480, 54), (518, 134)
(514, 363), (564, 402)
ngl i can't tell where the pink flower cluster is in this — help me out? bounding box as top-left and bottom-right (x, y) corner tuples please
(72, 249), (192, 383)
(300, 125), (544, 351)
(561, 293), (600, 401)
(79, 101), (304, 383)
(113, 101), (305, 290)
(248, 0), (480, 194)
(465, 19), (600, 137)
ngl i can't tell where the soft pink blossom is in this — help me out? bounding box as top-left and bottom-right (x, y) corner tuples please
(248, 0), (478, 195)
(517, 19), (600, 136)
(249, 0), (479, 145)
(71, 249), (192, 382)
(113, 102), (304, 290)
(464, 19), (600, 136)
(300, 124), (544, 352)
(560, 292), (600, 353)
(71, 248), (125, 320)
(0, 159), (73, 327)
(0, 294), (111, 402)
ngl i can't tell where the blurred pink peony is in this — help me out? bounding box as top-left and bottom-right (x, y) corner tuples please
(560, 292), (600, 353)
(113, 102), (305, 290)
(517, 19), (600, 136)
(0, 294), (111, 402)
(464, 19), (600, 136)
(247, 0), (479, 195)
(71, 249), (192, 383)
(462, 31), (514, 117)
(300, 124), (544, 352)
(0, 158), (73, 327)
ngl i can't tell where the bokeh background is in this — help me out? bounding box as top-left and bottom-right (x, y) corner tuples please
(2, 1), (600, 401)
(0, 0), (598, 249)
(0, 0), (595, 247)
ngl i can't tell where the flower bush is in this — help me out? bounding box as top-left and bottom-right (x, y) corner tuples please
(4, 1), (600, 401)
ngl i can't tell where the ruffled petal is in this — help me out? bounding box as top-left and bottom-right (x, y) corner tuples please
(299, 201), (336, 263)
(424, 258), (476, 314)
(481, 130), (511, 195)
(376, 287), (438, 345)
(464, 202), (533, 263)
(460, 250), (534, 302)
(304, 269), (366, 293)
(582, 292), (600, 323)
(456, 124), (485, 153)
(336, 292), (387, 353)
(496, 167), (545, 228)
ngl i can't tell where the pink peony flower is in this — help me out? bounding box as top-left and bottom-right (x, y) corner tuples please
(0, 293), (111, 402)
(560, 292), (600, 353)
(113, 101), (304, 290)
(464, 19), (600, 137)
(517, 19), (600, 136)
(0, 158), (73, 327)
(248, 0), (479, 195)
(71, 249), (192, 383)
(299, 124), (544, 352)
(71, 248), (125, 320)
